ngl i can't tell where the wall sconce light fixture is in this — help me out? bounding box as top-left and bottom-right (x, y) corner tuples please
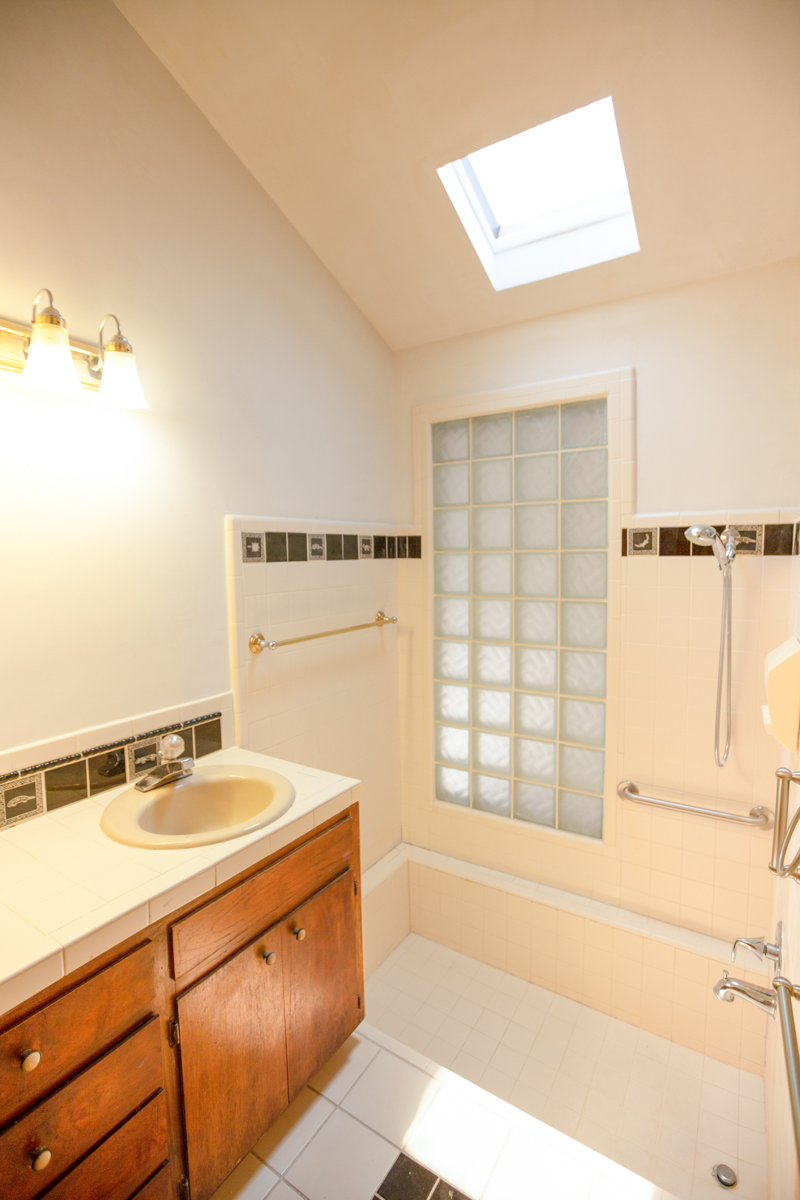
(20, 289), (83, 396)
(90, 315), (148, 410)
(0, 288), (148, 409)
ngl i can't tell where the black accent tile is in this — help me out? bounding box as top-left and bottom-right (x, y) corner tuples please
(21, 753), (83, 775)
(136, 723), (182, 741)
(795, 523), (800, 556)
(691, 525), (725, 555)
(326, 534), (343, 561)
(82, 739), (134, 757)
(343, 534), (359, 560)
(241, 532), (265, 563)
(288, 532), (307, 561)
(658, 526), (691, 556)
(397, 536), (408, 559)
(88, 749), (127, 796)
(359, 535), (373, 559)
(408, 535), (421, 559)
(621, 528), (627, 556)
(308, 534), (325, 561)
(431, 1183), (471, 1200)
(376, 1154), (437, 1200)
(265, 532), (288, 562)
(44, 760), (88, 811)
(2, 774), (43, 825)
(129, 739), (160, 778)
(627, 527), (657, 555)
(387, 536), (396, 559)
(374, 536), (387, 559)
(194, 718), (222, 758)
(765, 523), (794, 555)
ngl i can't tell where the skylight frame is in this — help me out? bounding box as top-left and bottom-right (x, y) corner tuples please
(437, 97), (640, 291)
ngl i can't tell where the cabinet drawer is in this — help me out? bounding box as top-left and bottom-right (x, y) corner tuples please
(0, 941), (156, 1127)
(130, 1164), (172, 1200)
(171, 813), (354, 979)
(0, 1016), (163, 1200)
(35, 1090), (168, 1200)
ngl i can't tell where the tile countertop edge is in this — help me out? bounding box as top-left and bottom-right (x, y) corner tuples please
(0, 747), (360, 1018)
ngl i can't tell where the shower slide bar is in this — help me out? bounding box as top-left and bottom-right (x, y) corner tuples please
(249, 610), (397, 653)
(617, 780), (772, 827)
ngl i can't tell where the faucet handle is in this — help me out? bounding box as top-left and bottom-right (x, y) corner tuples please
(731, 936), (781, 964)
(159, 734), (185, 763)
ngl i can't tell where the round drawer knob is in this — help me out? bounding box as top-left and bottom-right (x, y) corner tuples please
(32, 1148), (51, 1172)
(293, 928), (306, 941)
(20, 1050), (41, 1073)
(263, 951), (277, 966)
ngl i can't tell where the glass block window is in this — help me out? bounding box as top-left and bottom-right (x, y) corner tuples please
(432, 399), (607, 839)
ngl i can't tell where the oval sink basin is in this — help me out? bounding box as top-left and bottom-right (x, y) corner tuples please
(100, 764), (295, 849)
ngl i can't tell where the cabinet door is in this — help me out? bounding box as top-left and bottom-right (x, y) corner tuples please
(176, 927), (289, 1200)
(283, 869), (363, 1099)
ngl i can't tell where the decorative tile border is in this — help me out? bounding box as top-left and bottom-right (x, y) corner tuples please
(241, 531), (421, 563)
(0, 714), (223, 832)
(622, 522), (795, 556)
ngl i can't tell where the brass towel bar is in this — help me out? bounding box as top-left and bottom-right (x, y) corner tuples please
(249, 611), (397, 653)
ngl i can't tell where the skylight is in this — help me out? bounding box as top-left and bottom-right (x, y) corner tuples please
(437, 97), (639, 291)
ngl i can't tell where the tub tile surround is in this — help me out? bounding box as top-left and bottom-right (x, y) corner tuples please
(0, 745), (359, 1016)
(399, 370), (790, 963)
(210, 1017), (694, 1200)
(363, 935), (767, 1200)
(363, 845), (768, 1075)
(226, 515), (408, 872)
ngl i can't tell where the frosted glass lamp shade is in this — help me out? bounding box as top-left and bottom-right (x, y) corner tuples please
(21, 318), (83, 397)
(97, 345), (148, 409)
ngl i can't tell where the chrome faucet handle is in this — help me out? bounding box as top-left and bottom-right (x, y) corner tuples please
(731, 936), (781, 964)
(158, 734), (185, 763)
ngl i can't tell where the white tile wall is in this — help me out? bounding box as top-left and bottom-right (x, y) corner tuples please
(226, 515), (402, 869)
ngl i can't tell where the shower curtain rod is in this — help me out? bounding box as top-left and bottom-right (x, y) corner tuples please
(617, 780), (771, 828)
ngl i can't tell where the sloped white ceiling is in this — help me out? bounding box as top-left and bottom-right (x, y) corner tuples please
(114, 0), (800, 349)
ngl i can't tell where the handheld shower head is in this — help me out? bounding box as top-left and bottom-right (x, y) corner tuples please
(684, 525), (730, 569)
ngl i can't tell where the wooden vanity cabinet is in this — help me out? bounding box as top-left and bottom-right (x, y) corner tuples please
(0, 801), (362, 1200)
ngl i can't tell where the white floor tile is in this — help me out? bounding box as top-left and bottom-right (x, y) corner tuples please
(307, 1032), (379, 1103)
(341, 1049), (439, 1147)
(364, 935), (767, 1198)
(483, 1126), (593, 1200)
(404, 1082), (511, 1196)
(265, 1184), (305, 1200)
(252, 1088), (335, 1174)
(285, 1108), (397, 1200)
(209, 1154), (279, 1200)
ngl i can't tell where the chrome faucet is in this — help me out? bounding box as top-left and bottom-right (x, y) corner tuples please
(713, 971), (776, 1016)
(135, 734), (194, 792)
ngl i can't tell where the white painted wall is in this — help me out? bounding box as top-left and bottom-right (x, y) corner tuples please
(0, 0), (393, 750)
(393, 260), (800, 521)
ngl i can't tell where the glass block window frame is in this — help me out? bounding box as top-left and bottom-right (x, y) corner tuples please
(431, 398), (608, 839)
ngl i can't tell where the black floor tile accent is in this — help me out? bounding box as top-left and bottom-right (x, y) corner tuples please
(374, 1154), (473, 1200)
(375, 1153), (437, 1200)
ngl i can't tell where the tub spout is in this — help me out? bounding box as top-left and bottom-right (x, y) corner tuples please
(713, 971), (776, 1016)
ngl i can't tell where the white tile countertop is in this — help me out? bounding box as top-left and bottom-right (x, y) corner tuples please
(0, 747), (359, 1018)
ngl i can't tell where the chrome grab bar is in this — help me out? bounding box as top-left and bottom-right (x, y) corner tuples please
(249, 610), (397, 653)
(617, 780), (772, 827)
(774, 978), (800, 1171)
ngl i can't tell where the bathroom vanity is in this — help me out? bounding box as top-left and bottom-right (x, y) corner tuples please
(0, 787), (363, 1200)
